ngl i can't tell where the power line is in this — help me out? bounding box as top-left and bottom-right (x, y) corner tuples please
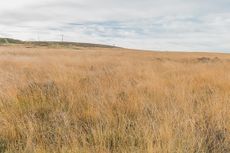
(61, 34), (64, 42)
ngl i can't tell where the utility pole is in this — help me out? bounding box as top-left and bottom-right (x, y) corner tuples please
(37, 33), (40, 41)
(61, 34), (64, 42)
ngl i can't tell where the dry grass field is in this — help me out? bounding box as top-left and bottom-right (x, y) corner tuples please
(0, 44), (230, 153)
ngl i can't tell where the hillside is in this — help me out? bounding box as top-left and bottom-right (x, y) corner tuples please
(0, 38), (118, 48)
(0, 38), (23, 44)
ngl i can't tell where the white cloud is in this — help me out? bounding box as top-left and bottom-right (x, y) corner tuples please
(0, 0), (230, 52)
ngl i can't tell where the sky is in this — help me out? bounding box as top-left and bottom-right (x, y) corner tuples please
(0, 0), (230, 52)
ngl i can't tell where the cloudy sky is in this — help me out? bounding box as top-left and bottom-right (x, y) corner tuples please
(0, 0), (230, 52)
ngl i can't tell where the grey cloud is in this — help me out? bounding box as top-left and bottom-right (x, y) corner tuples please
(0, 0), (230, 52)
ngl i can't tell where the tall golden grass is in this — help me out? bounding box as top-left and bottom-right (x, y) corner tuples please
(0, 45), (230, 153)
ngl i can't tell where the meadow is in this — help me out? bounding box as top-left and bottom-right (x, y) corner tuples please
(0, 44), (229, 153)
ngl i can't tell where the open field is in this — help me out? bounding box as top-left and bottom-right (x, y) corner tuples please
(0, 44), (230, 153)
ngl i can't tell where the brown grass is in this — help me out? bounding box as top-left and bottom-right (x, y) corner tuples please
(0, 45), (230, 153)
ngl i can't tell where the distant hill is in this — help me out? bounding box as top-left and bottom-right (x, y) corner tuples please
(0, 38), (118, 48)
(0, 38), (23, 44)
(28, 41), (118, 48)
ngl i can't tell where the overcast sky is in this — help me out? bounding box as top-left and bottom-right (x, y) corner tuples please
(0, 0), (230, 52)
